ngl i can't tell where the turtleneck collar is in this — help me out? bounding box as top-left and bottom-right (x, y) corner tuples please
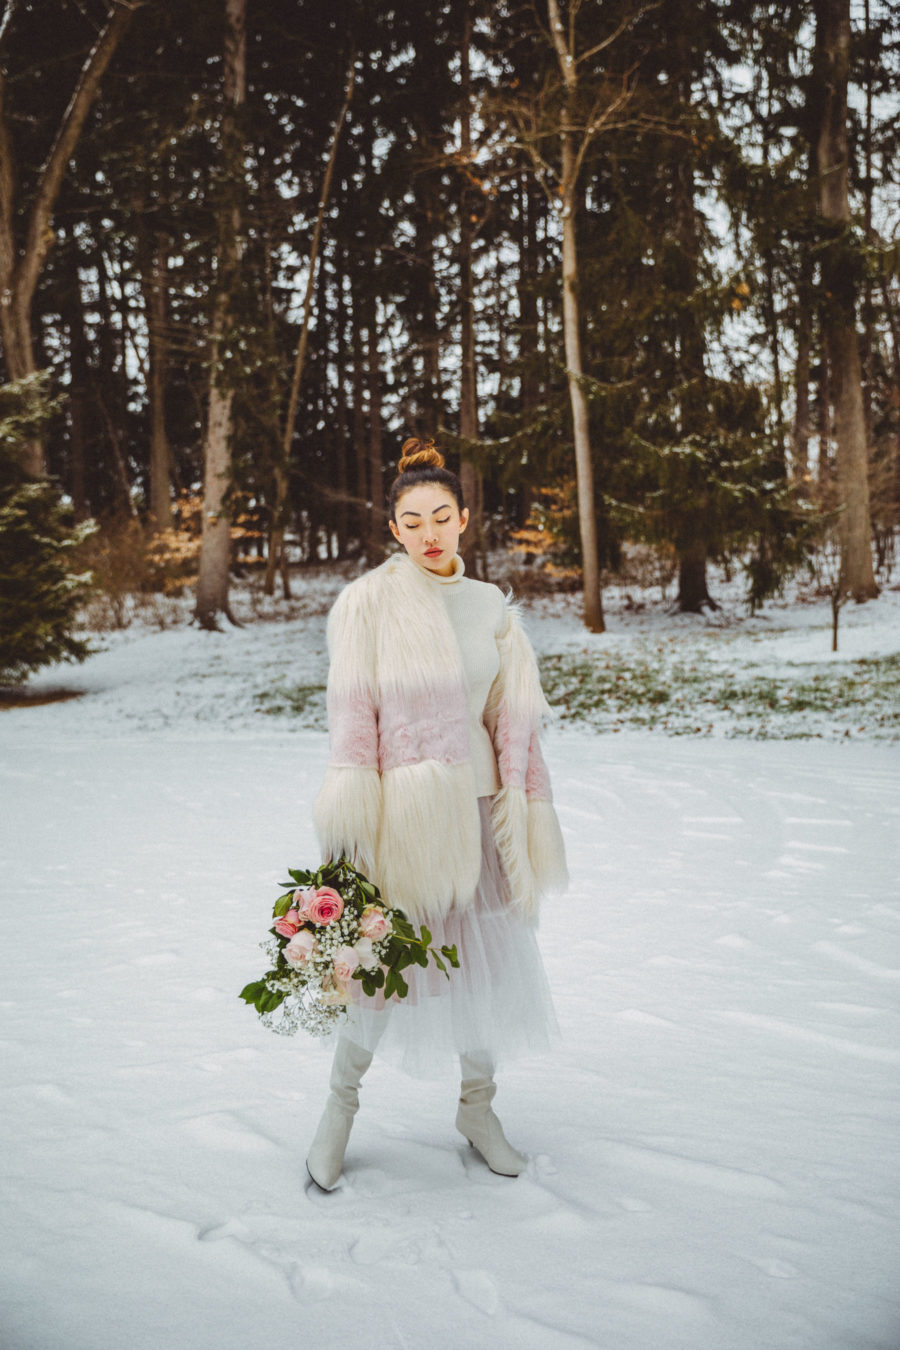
(409, 552), (466, 585)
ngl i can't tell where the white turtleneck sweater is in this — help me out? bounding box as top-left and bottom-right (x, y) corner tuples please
(414, 553), (503, 796)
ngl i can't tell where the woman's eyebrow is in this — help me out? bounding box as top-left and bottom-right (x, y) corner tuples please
(400, 508), (452, 519)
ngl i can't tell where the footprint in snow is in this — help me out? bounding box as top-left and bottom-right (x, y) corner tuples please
(181, 1111), (279, 1153)
(611, 1282), (713, 1323)
(617, 1195), (654, 1213)
(453, 1269), (500, 1316)
(350, 1229), (398, 1266)
(196, 1216), (252, 1243)
(288, 1263), (335, 1302)
(750, 1256), (799, 1280)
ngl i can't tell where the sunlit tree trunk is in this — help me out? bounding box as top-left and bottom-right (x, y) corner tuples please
(195, 0), (246, 630)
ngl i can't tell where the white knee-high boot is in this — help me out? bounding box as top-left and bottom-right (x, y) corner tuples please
(306, 1036), (374, 1191)
(455, 1052), (527, 1177)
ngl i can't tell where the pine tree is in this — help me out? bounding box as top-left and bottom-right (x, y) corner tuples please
(0, 374), (93, 685)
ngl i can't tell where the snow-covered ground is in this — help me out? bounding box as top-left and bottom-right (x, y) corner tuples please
(2, 573), (899, 1349)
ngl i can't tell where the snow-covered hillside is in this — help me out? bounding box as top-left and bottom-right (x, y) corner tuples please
(2, 576), (899, 1349)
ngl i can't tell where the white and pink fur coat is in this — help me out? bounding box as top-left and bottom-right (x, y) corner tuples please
(313, 551), (568, 924)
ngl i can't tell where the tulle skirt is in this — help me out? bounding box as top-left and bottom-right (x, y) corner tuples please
(338, 797), (559, 1078)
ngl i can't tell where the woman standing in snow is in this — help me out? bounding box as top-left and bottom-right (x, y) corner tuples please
(306, 437), (568, 1190)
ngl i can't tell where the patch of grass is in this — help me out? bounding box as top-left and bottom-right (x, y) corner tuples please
(539, 651), (900, 739)
(254, 683), (327, 725)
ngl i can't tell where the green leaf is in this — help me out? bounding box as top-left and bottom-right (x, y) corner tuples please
(441, 944), (460, 968)
(419, 925), (432, 947)
(432, 954), (447, 975)
(273, 894), (293, 918)
(239, 980), (267, 1006)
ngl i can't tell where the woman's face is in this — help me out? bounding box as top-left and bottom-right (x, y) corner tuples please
(389, 483), (469, 576)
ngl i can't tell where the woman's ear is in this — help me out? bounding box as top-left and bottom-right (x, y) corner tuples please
(388, 518), (400, 542)
(458, 507), (470, 535)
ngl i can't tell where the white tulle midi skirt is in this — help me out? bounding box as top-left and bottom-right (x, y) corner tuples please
(339, 796), (559, 1077)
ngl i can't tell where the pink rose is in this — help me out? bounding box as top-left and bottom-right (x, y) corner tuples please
(306, 886), (344, 925)
(358, 906), (390, 940)
(293, 887), (317, 916)
(353, 937), (378, 971)
(274, 908), (302, 938)
(332, 945), (359, 982)
(283, 929), (316, 967)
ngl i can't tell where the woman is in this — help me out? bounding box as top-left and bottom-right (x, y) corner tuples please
(307, 438), (568, 1190)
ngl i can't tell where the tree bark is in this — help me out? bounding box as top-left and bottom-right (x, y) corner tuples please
(365, 285), (385, 565)
(351, 298), (368, 548)
(145, 232), (172, 528)
(266, 55), (354, 595)
(792, 252), (813, 480)
(458, 0), (483, 576)
(678, 541), (715, 613)
(547, 0), (604, 632)
(0, 1), (137, 475)
(195, 0), (246, 630)
(813, 0), (878, 599)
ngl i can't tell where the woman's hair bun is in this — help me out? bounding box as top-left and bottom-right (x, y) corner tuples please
(398, 436), (445, 473)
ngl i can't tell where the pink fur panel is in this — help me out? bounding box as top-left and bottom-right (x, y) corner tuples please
(327, 687), (379, 768)
(493, 705), (532, 789)
(525, 730), (553, 800)
(376, 683), (471, 772)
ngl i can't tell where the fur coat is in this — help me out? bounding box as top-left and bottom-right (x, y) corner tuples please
(313, 551), (568, 924)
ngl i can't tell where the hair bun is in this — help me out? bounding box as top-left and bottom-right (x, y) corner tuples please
(398, 436), (445, 473)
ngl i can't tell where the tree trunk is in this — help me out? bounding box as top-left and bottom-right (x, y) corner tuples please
(415, 179), (443, 434)
(269, 55), (354, 595)
(813, 0), (878, 599)
(670, 20), (712, 613)
(58, 227), (91, 517)
(146, 232), (172, 528)
(792, 251), (813, 480)
(0, 1), (136, 475)
(195, 0), (246, 630)
(366, 286), (385, 565)
(458, 0), (483, 576)
(334, 249), (350, 557)
(351, 300), (368, 549)
(547, 0), (604, 633)
(678, 541), (716, 612)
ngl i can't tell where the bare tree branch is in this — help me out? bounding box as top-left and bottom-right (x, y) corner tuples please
(18, 1), (140, 314)
(0, 0), (19, 54)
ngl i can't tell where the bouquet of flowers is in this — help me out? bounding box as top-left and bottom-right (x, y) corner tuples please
(239, 857), (460, 1038)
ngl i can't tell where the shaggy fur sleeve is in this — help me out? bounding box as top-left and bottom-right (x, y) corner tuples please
(488, 602), (569, 909)
(313, 580), (382, 875)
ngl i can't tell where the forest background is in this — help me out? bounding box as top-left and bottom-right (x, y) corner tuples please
(1, 0), (899, 680)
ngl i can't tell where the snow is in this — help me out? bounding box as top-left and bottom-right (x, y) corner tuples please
(2, 572), (899, 1350)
